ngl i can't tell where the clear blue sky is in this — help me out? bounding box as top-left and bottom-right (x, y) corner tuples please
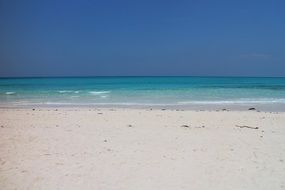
(0, 0), (285, 77)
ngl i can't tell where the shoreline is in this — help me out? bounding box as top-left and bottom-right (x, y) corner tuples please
(1, 103), (285, 112)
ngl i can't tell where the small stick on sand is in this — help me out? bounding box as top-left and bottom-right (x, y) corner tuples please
(235, 125), (259, 129)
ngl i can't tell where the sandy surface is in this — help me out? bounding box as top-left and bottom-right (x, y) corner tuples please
(0, 108), (285, 190)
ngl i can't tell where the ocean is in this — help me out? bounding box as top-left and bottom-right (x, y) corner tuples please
(1, 76), (285, 110)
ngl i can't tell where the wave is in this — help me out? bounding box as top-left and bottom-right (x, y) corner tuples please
(58, 90), (80, 94)
(11, 102), (176, 106)
(89, 91), (111, 95)
(2, 98), (285, 107)
(178, 99), (285, 105)
(5, 92), (16, 95)
(58, 90), (74, 93)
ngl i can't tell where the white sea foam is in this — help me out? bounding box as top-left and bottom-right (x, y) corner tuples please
(85, 102), (176, 106)
(30, 102), (175, 106)
(58, 90), (73, 93)
(5, 92), (16, 95)
(58, 90), (80, 94)
(178, 99), (285, 105)
(89, 91), (111, 95)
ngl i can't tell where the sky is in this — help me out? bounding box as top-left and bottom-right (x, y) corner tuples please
(0, 0), (285, 77)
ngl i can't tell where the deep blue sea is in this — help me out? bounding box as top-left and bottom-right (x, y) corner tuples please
(1, 77), (285, 109)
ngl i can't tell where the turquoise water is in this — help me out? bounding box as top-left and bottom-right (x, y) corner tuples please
(1, 77), (285, 108)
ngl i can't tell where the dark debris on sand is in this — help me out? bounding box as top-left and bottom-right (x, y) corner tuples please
(235, 125), (259, 129)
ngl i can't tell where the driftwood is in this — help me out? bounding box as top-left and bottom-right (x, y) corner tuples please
(235, 125), (259, 129)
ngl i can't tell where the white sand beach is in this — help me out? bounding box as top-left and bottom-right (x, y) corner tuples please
(1, 108), (285, 190)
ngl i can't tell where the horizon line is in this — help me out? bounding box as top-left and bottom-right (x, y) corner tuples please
(1, 75), (285, 79)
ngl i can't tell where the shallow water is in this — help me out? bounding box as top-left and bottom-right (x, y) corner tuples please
(1, 76), (285, 110)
